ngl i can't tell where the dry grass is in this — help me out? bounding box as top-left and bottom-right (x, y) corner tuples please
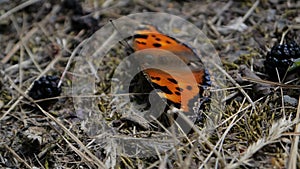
(0, 0), (299, 168)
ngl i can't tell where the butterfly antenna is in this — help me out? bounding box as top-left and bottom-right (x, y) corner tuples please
(109, 20), (134, 53)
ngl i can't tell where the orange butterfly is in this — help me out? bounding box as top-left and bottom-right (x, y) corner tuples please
(130, 25), (211, 114)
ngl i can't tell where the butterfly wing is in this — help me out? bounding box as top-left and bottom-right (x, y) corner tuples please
(132, 24), (210, 113)
(143, 68), (207, 112)
(133, 25), (201, 64)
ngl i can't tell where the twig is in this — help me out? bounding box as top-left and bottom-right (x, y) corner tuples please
(287, 96), (300, 169)
(49, 122), (98, 168)
(10, 15), (43, 73)
(4, 59), (34, 73)
(225, 117), (295, 169)
(242, 77), (300, 89)
(217, 98), (247, 152)
(239, 0), (260, 25)
(199, 97), (261, 169)
(0, 0), (41, 21)
(280, 28), (290, 45)
(1, 5), (60, 64)
(1, 27), (38, 64)
(36, 104), (107, 169)
(207, 20), (221, 37)
(216, 96), (265, 129)
(33, 154), (46, 169)
(22, 40), (43, 72)
(3, 74), (107, 169)
(136, 0), (161, 12)
(58, 39), (88, 88)
(211, 60), (255, 109)
(176, 112), (226, 168)
(211, 0), (233, 23)
(3, 144), (32, 169)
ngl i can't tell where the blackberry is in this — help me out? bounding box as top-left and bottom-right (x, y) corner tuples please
(264, 41), (300, 79)
(28, 75), (61, 100)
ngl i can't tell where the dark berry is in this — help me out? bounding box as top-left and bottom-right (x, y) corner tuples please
(264, 41), (300, 79)
(28, 75), (61, 100)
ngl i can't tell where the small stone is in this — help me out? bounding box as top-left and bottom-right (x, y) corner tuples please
(283, 95), (298, 107)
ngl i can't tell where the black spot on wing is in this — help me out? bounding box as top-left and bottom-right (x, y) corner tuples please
(166, 40), (171, 44)
(136, 41), (146, 45)
(175, 87), (183, 92)
(186, 85), (192, 90)
(152, 83), (173, 95)
(175, 91), (181, 96)
(167, 78), (178, 84)
(150, 76), (161, 81)
(155, 38), (161, 41)
(153, 43), (162, 48)
(134, 34), (148, 39)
